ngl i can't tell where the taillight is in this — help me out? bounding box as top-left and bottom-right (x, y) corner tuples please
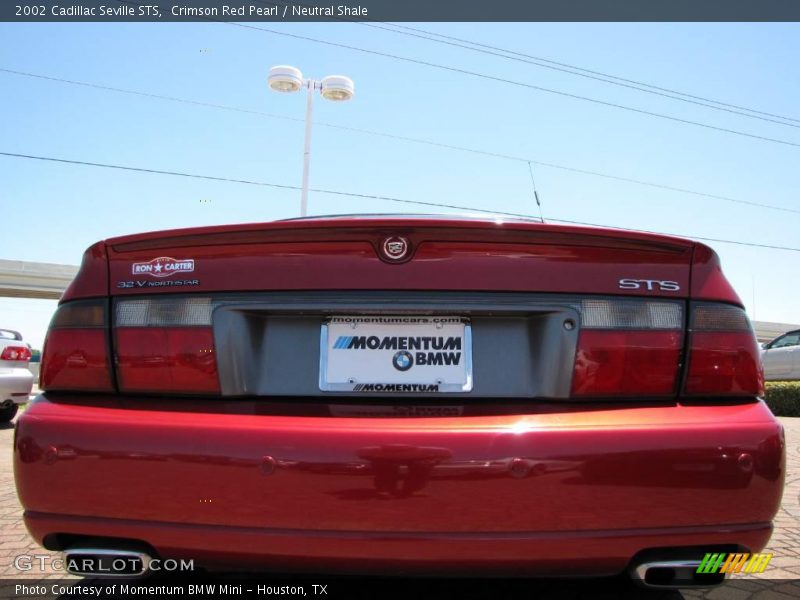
(1, 346), (32, 361)
(40, 299), (113, 392)
(115, 297), (219, 394)
(571, 299), (683, 398)
(684, 302), (763, 397)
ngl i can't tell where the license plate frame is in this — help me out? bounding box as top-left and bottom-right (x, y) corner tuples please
(319, 316), (473, 393)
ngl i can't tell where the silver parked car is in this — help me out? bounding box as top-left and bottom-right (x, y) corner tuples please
(762, 329), (800, 381)
(0, 329), (33, 422)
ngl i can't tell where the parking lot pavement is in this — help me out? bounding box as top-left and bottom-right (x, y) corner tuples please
(1, 412), (800, 598)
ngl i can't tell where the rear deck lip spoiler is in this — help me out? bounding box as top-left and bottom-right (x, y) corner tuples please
(106, 219), (694, 254)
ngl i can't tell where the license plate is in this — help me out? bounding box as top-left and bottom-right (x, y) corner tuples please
(320, 316), (472, 393)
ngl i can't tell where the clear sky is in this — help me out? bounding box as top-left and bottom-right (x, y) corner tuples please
(1, 21), (798, 348)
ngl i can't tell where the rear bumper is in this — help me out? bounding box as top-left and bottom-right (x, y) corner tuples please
(23, 512), (772, 577)
(14, 395), (785, 575)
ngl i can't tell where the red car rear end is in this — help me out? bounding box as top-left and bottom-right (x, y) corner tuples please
(13, 216), (784, 586)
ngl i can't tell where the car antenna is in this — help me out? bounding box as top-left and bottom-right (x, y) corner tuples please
(527, 161), (545, 223)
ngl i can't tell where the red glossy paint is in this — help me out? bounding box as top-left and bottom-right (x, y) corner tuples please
(61, 241), (108, 302)
(15, 396), (783, 574)
(691, 243), (744, 306)
(103, 219), (695, 299)
(16, 216), (784, 576)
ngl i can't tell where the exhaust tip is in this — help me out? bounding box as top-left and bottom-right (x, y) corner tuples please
(64, 548), (151, 578)
(632, 560), (726, 589)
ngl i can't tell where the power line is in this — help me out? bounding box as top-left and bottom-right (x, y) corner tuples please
(225, 22), (800, 149)
(256, 0), (800, 127)
(0, 67), (305, 124)
(0, 150), (300, 191)
(3, 66), (798, 217)
(2, 149), (798, 253)
(361, 21), (800, 128)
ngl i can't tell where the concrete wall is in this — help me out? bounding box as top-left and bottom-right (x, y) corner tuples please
(753, 321), (800, 343)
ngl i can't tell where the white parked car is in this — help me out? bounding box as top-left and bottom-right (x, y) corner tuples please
(0, 329), (33, 422)
(762, 329), (800, 382)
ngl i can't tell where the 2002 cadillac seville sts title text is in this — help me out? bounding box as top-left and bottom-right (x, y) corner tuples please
(13, 215), (785, 588)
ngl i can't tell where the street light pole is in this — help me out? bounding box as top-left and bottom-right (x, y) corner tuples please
(268, 66), (355, 218)
(301, 81), (315, 218)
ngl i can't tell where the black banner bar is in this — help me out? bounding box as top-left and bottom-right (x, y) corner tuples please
(2, 0), (800, 22)
(4, 576), (798, 600)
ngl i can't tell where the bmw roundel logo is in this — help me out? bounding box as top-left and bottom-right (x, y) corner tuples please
(392, 350), (414, 371)
(381, 236), (410, 262)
